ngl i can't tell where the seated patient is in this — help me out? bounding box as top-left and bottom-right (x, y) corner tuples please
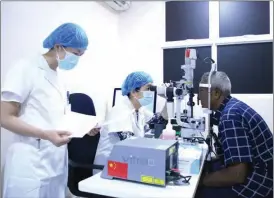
(196, 71), (273, 198)
(93, 71), (167, 173)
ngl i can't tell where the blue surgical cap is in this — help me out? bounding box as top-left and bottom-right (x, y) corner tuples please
(121, 71), (153, 96)
(43, 23), (89, 50)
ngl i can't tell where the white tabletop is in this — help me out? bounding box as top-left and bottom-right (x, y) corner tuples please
(79, 172), (201, 198)
(79, 144), (208, 198)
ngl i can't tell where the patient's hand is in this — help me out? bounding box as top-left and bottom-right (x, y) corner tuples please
(88, 126), (101, 136)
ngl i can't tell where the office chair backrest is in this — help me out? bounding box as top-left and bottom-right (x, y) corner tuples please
(67, 93), (100, 164)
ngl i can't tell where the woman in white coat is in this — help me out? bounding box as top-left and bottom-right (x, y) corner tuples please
(94, 71), (168, 174)
(1, 23), (99, 198)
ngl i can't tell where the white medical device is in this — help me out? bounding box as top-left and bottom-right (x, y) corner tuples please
(150, 49), (216, 138)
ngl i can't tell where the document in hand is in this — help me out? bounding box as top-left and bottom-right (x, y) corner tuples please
(98, 109), (136, 134)
(57, 111), (102, 138)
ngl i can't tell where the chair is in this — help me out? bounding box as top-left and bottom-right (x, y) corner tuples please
(67, 93), (104, 198)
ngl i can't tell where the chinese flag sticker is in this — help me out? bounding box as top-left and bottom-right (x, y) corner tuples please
(107, 160), (128, 179)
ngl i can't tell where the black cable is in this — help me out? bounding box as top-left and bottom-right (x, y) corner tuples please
(203, 57), (215, 64)
(166, 169), (192, 184)
(183, 136), (205, 144)
(196, 50), (215, 65)
(205, 134), (217, 156)
(204, 126), (221, 174)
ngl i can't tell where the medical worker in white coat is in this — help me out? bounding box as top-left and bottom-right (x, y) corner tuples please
(94, 71), (168, 173)
(1, 23), (99, 198)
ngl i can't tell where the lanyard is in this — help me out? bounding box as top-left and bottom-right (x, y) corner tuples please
(64, 91), (70, 114)
(67, 91), (70, 105)
(135, 110), (141, 130)
(136, 110), (139, 122)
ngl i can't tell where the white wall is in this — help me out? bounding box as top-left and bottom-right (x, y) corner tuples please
(118, 1), (165, 85)
(1, 1), (273, 196)
(118, 1), (273, 133)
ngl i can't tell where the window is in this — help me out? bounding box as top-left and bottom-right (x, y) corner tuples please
(163, 1), (273, 93)
(163, 46), (211, 93)
(218, 42), (273, 94)
(165, 1), (209, 41)
(219, 1), (270, 37)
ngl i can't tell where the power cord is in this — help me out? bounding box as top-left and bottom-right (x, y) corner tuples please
(166, 169), (192, 185)
(204, 126), (223, 173)
(182, 136), (205, 144)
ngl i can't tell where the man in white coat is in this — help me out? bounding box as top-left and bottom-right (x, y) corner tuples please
(1, 23), (99, 198)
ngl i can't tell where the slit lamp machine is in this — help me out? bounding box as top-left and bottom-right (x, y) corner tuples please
(101, 48), (217, 187)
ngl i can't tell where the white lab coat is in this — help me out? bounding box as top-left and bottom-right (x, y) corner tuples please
(93, 96), (153, 174)
(1, 55), (69, 198)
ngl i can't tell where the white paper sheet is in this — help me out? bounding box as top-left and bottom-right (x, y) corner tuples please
(57, 111), (102, 138)
(97, 109), (136, 133)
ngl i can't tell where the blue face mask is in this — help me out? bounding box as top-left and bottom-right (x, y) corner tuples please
(138, 91), (154, 107)
(57, 49), (80, 70)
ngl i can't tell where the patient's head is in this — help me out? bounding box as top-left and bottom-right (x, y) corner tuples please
(121, 71), (153, 109)
(199, 71), (231, 110)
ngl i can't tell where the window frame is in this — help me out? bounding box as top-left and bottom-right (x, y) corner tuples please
(162, 1), (273, 65)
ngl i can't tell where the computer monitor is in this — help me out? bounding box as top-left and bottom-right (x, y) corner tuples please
(112, 88), (157, 114)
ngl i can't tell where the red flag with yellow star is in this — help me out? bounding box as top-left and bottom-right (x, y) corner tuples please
(107, 160), (128, 179)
